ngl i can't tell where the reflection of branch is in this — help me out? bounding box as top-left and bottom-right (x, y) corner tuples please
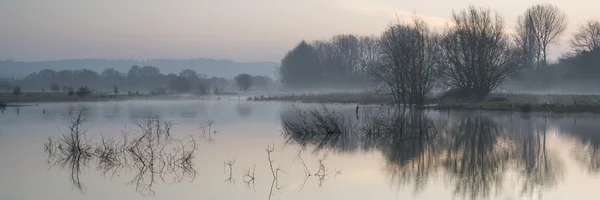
(266, 144), (276, 178)
(295, 153), (311, 177)
(315, 159), (328, 187)
(266, 143), (287, 199)
(199, 119), (216, 143)
(224, 159), (236, 184)
(242, 165), (256, 192)
(335, 169), (342, 177)
(44, 115), (201, 196)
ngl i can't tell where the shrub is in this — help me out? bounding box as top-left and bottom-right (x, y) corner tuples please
(68, 88), (75, 96)
(76, 86), (91, 97)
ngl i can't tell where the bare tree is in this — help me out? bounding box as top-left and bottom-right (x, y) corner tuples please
(570, 20), (600, 53)
(441, 6), (522, 101)
(514, 13), (540, 70)
(516, 4), (568, 67)
(358, 36), (382, 79)
(373, 17), (441, 106)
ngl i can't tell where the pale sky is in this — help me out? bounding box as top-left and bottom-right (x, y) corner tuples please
(0, 0), (598, 62)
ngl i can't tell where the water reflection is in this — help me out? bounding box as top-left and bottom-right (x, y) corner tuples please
(44, 111), (200, 195)
(281, 107), (570, 199)
(236, 103), (253, 118)
(558, 118), (600, 173)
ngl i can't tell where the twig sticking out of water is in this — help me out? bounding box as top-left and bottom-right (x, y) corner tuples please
(314, 159), (328, 187)
(266, 143), (288, 199)
(44, 109), (92, 193)
(335, 169), (342, 177)
(44, 114), (201, 196)
(199, 119), (216, 143)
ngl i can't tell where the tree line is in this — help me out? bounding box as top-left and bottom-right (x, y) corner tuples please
(0, 65), (273, 95)
(280, 4), (600, 104)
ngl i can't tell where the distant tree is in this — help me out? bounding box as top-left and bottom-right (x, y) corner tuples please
(57, 70), (74, 86)
(141, 66), (160, 77)
(516, 4), (567, 67)
(279, 40), (321, 87)
(102, 68), (124, 86)
(76, 86), (91, 97)
(68, 87), (75, 96)
(50, 83), (60, 92)
(234, 74), (253, 91)
(196, 83), (209, 95)
(570, 20), (600, 53)
(179, 69), (199, 80)
(358, 36), (382, 79)
(12, 86), (21, 96)
(151, 87), (167, 95)
(441, 6), (522, 101)
(0, 81), (10, 92)
(113, 85), (119, 95)
(252, 75), (272, 89)
(168, 76), (192, 93)
(73, 69), (101, 88)
(127, 65), (143, 80)
(562, 48), (600, 80)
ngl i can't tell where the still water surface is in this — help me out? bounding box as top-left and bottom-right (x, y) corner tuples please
(1, 99), (600, 200)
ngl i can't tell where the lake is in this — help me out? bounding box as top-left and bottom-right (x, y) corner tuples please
(1, 99), (600, 200)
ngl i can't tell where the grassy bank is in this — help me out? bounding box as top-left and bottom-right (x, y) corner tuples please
(250, 92), (600, 113)
(0, 92), (172, 105)
(248, 92), (395, 104)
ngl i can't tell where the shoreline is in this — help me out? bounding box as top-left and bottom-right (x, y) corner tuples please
(0, 92), (234, 106)
(249, 92), (600, 114)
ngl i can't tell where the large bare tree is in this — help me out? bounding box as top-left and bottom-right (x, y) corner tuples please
(373, 17), (441, 106)
(516, 4), (567, 67)
(570, 20), (600, 53)
(441, 6), (522, 101)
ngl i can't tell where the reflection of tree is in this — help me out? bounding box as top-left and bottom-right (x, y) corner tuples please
(558, 118), (600, 173)
(442, 115), (509, 199)
(280, 107), (568, 199)
(45, 115), (200, 195)
(363, 110), (440, 193)
(508, 117), (563, 197)
(236, 104), (252, 118)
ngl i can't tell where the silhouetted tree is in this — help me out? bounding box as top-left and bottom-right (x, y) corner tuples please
(12, 86), (21, 96)
(517, 4), (567, 67)
(101, 68), (124, 87)
(374, 17), (442, 105)
(570, 20), (600, 53)
(280, 40), (320, 87)
(50, 83), (60, 92)
(68, 87), (75, 96)
(0, 81), (10, 92)
(76, 86), (91, 97)
(441, 6), (522, 101)
(234, 74), (252, 91)
(251, 75), (272, 89)
(168, 76), (191, 93)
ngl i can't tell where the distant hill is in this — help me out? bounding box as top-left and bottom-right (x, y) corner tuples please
(0, 58), (279, 79)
